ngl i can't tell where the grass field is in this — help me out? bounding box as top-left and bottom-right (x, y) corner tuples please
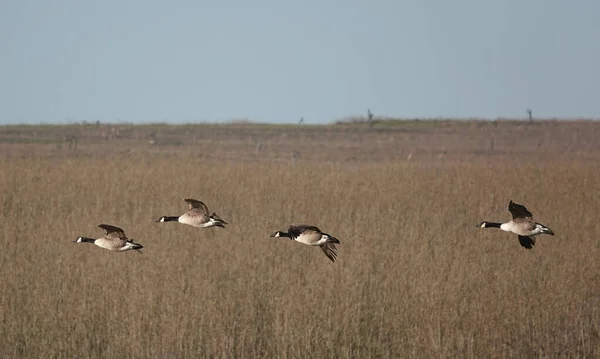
(1, 120), (599, 358)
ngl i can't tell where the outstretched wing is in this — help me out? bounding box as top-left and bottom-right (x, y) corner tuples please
(517, 235), (536, 249)
(98, 224), (127, 240)
(508, 201), (533, 220)
(184, 198), (210, 215)
(320, 243), (338, 262)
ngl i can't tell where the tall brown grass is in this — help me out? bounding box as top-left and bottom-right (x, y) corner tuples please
(1, 122), (600, 358)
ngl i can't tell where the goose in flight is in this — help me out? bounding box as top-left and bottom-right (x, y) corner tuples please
(156, 198), (227, 229)
(478, 200), (554, 249)
(270, 224), (341, 262)
(74, 224), (144, 253)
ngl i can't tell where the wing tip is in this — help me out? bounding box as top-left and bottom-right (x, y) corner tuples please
(518, 235), (536, 249)
(321, 243), (338, 262)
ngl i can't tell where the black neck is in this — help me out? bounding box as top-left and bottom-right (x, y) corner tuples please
(79, 237), (96, 243)
(162, 216), (179, 222)
(279, 232), (293, 239)
(484, 222), (502, 228)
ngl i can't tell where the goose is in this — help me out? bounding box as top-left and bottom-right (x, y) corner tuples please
(270, 224), (341, 262)
(156, 198), (227, 228)
(73, 224), (143, 253)
(477, 200), (555, 249)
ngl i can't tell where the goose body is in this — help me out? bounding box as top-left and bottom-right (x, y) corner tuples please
(270, 224), (341, 262)
(74, 224), (143, 253)
(478, 200), (554, 249)
(157, 198), (227, 229)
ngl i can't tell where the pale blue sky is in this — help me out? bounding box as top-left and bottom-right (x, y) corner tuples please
(1, 0), (599, 124)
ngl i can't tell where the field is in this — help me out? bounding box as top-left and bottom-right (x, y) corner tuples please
(1, 119), (599, 358)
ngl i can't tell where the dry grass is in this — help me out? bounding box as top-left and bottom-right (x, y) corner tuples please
(1, 121), (600, 358)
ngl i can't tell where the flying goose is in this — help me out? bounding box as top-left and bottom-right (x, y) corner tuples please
(156, 198), (227, 228)
(477, 200), (555, 249)
(74, 224), (143, 253)
(270, 224), (341, 262)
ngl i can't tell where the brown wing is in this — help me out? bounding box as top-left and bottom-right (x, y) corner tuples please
(98, 224), (127, 240)
(184, 198), (210, 215)
(517, 235), (536, 249)
(320, 243), (338, 262)
(508, 201), (533, 220)
(288, 224), (321, 237)
(98, 224), (125, 236)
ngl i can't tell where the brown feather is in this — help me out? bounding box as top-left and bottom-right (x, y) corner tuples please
(184, 198), (210, 215)
(320, 243), (338, 262)
(178, 210), (210, 226)
(96, 224), (130, 249)
(508, 201), (533, 220)
(503, 218), (540, 236)
(98, 224), (127, 239)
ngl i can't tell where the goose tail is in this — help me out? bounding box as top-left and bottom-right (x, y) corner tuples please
(209, 213), (227, 228)
(126, 241), (144, 253)
(538, 223), (555, 235)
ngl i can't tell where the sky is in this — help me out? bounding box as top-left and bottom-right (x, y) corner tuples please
(1, 0), (599, 124)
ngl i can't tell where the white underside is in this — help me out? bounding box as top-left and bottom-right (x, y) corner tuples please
(296, 234), (329, 246)
(501, 222), (546, 237)
(180, 216), (220, 228)
(98, 242), (133, 251)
